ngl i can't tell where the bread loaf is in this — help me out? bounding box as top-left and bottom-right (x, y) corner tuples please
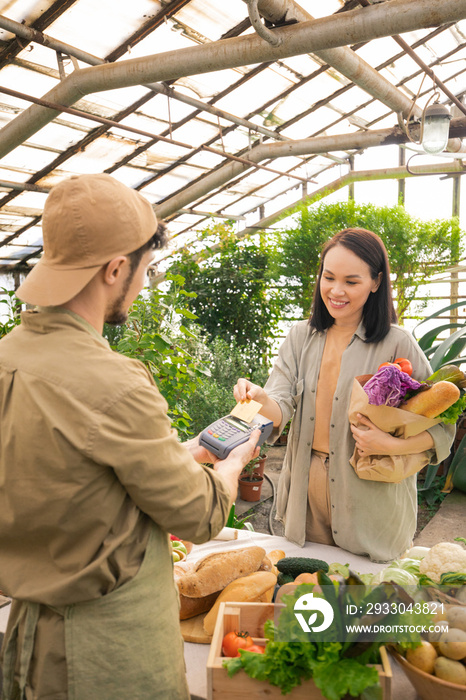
(267, 549), (286, 566)
(257, 585), (275, 603)
(402, 380), (460, 418)
(178, 546), (266, 598)
(265, 549), (286, 576)
(174, 564), (218, 620)
(203, 570), (277, 635)
(259, 555), (273, 572)
(179, 590), (220, 620)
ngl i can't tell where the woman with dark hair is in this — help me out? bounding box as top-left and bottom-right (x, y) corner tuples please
(234, 228), (454, 562)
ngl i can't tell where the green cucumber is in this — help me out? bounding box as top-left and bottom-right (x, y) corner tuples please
(277, 572), (295, 586)
(276, 557), (329, 578)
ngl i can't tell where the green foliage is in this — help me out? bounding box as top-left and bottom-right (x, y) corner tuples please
(277, 201), (461, 320)
(225, 504), (255, 530)
(444, 431), (466, 494)
(278, 202), (350, 314)
(0, 288), (22, 337)
(413, 300), (466, 372)
(108, 273), (209, 436)
(418, 475), (447, 515)
(168, 222), (285, 369)
(179, 335), (269, 436)
(413, 300), (466, 493)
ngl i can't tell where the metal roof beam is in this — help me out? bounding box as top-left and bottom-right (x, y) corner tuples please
(0, 14), (287, 143)
(155, 116), (466, 219)
(152, 159), (466, 282)
(257, 0), (420, 117)
(0, 0), (464, 160)
(257, 0), (463, 150)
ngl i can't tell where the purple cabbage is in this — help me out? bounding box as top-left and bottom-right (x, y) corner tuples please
(363, 365), (422, 407)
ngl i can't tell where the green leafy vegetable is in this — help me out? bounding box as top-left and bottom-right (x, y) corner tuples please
(313, 658), (379, 700)
(439, 572), (466, 586)
(437, 391), (466, 424)
(327, 562), (350, 578)
(224, 618), (340, 694)
(223, 575), (431, 698)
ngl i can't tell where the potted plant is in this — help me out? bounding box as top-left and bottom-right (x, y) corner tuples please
(238, 460), (264, 502)
(240, 443), (270, 479)
(277, 420), (290, 445)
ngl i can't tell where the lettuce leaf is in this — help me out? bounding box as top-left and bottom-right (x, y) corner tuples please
(437, 391), (466, 424)
(313, 659), (380, 700)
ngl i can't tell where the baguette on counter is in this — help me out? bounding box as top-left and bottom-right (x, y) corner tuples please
(177, 545), (266, 598)
(203, 570), (277, 635)
(174, 545), (280, 622)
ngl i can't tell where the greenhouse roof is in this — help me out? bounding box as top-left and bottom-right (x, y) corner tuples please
(0, 0), (465, 274)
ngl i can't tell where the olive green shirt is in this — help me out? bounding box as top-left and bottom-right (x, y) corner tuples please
(265, 321), (455, 562)
(0, 308), (230, 606)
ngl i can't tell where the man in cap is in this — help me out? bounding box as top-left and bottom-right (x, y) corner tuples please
(0, 174), (259, 699)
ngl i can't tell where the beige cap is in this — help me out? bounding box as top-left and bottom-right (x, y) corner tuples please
(17, 173), (157, 306)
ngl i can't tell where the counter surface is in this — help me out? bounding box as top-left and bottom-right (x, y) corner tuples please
(182, 530), (419, 699)
(0, 530), (419, 698)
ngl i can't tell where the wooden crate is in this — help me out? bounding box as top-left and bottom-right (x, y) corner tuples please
(207, 601), (392, 700)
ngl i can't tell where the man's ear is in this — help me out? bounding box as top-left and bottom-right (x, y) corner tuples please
(102, 256), (128, 286)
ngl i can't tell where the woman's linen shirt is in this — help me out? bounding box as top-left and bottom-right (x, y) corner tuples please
(265, 320), (455, 562)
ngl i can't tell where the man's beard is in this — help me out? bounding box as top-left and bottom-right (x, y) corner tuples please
(105, 295), (128, 325)
(104, 270), (134, 326)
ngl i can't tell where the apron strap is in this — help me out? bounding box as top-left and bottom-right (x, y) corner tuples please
(2, 602), (40, 700)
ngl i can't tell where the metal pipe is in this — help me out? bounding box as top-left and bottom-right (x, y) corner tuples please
(0, 14), (103, 65)
(257, 0), (421, 119)
(0, 179), (49, 193)
(152, 159), (466, 283)
(246, 0), (283, 47)
(178, 208), (245, 220)
(356, 0), (466, 118)
(155, 116), (466, 219)
(0, 0), (464, 159)
(0, 14), (288, 144)
(257, 0), (464, 151)
(0, 84), (310, 184)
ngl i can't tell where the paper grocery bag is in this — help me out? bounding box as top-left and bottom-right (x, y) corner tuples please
(348, 378), (440, 484)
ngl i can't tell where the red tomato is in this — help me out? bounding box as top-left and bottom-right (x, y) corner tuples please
(394, 357), (413, 376)
(222, 631), (254, 657)
(378, 361), (401, 370)
(246, 644), (266, 654)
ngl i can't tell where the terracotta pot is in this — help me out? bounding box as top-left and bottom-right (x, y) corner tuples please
(252, 454), (267, 477)
(238, 475), (264, 502)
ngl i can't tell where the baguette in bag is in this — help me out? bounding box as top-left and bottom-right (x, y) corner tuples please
(348, 378), (438, 483)
(401, 380), (460, 418)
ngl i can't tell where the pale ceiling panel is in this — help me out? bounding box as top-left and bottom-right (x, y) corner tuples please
(175, 0), (246, 41)
(0, 0), (461, 271)
(47, 0), (161, 57)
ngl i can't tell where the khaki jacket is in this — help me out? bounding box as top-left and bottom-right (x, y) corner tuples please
(265, 321), (454, 562)
(0, 308), (230, 697)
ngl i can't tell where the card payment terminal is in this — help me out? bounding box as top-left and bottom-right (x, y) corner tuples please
(199, 412), (273, 460)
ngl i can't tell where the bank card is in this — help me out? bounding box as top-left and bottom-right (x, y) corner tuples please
(230, 398), (262, 424)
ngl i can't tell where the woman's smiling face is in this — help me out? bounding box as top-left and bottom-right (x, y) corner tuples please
(319, 244), (381, 327)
